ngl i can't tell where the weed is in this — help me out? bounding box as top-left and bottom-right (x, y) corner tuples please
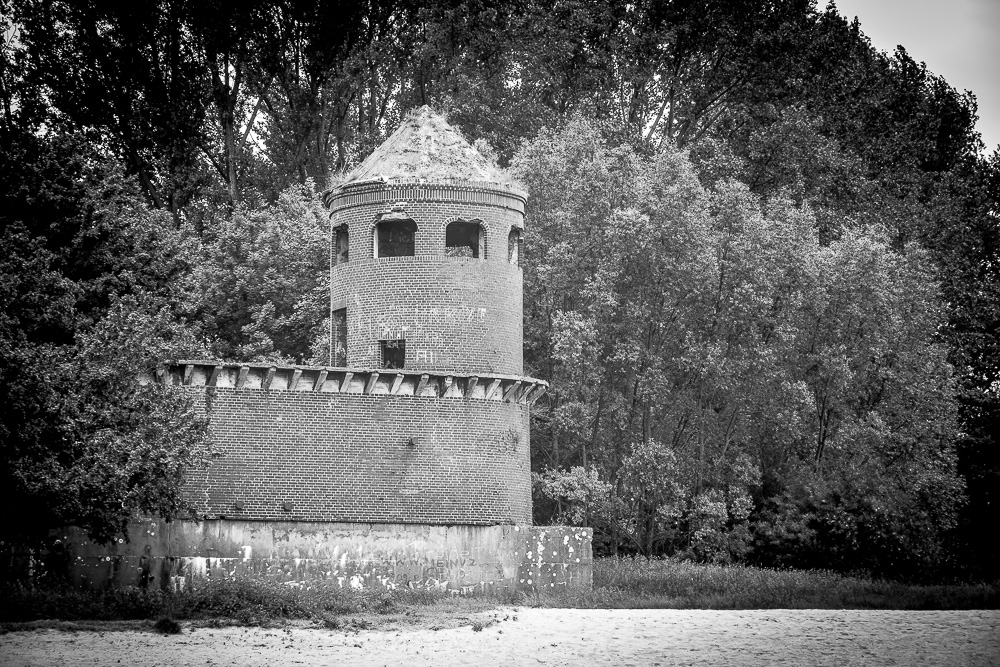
(0, 578), (456, 626)
(152, 617), (182, 634)
(350, 617), (372, 630)
(471, 618), (496, 632)
(319, 615), (341, 630)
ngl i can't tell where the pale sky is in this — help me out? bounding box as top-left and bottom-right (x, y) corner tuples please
(833, 0), (1000, 156)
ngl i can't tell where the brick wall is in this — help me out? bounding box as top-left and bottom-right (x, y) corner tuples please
(183, 388), (532, 525)
(331, 257), (523, 374)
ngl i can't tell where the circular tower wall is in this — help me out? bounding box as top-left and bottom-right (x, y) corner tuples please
(327, 180), (526, 375)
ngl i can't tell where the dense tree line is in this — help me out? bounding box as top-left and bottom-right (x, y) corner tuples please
(521, 120), (964, 579)
(1, 0), (997, 580)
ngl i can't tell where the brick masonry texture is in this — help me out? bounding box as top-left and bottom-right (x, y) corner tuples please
(330, 194), (525, 374)
(332, 257), (523, 374)
(182, 388), (532, 525)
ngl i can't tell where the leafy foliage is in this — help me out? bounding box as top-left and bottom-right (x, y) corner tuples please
(2, 296), (213, 545)
(521, 120), (964, 579)
(0, 132), (211, 545)
(179, 181), (329, 362)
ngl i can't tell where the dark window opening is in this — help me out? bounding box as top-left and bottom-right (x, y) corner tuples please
(376, 219), (416, 257)
(335, 227), (349, 265)
(380, 339), (405, 369)
(446, 220), (484, 258)
(508, 228), (522, 266)
(332, 308), (347, 366)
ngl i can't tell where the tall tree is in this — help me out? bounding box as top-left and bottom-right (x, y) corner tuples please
(518, 119), (963, 577)
(180, 182), (329, 362)
(0, 130), (212, 545)
(9, 0), (211, 213)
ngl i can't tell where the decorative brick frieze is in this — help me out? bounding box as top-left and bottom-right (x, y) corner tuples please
(153, 362), (547, 403)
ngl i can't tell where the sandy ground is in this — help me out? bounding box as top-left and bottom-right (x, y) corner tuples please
(2, 609), (999, 666)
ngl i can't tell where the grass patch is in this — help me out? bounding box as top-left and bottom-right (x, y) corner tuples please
(3, 557), (996, 632)
(0, 578), (511, 633)
(0, 619), (156, 635)
(538, 557), (1000, 610)
(2, 579), (449, 624)
(152, 616), (182, 634)
(0, 585), (167, 623)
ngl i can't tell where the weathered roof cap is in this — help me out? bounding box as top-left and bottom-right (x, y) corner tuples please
(343, 105), (519, 189)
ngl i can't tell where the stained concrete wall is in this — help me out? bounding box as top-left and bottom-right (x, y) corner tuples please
(5, 520), (592, 594)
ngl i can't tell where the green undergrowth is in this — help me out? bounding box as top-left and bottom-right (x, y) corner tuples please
(537, 557), (1000, 610)
(3, 558), (997, 632)
(0, 578), (509, 630)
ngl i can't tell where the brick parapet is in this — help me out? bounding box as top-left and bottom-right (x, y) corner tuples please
(153, 362), (547, 403)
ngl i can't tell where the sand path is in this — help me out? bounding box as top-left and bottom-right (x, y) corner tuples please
(2, 609), (998, 666)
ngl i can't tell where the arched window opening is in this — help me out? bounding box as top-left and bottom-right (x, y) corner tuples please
(334, 227), (349, 265)
(374, 218), (417, 257)
(508, 228), (522, 266)
(445, 220), (484, 258)
(332, 308), (347, 366)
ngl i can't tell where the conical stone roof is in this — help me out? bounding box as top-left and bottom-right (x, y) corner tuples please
(343, 106), (518, 189)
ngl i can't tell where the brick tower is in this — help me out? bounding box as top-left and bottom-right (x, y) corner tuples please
(316, 105), (546, 524)
(43, 108), (590, 593)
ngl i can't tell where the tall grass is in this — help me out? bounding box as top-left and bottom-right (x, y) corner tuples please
(539, 557), (1000, 610)
(3, 558), (997, 626)
(0, 578), (455, 625)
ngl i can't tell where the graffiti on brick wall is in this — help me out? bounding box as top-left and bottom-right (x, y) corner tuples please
(353, 303), (491, 367)
(351, 303), (489, 340)
(413, 349), (436, 365)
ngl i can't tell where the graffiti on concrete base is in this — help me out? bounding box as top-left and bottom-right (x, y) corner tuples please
(3, 524), (593, 593)
(67, 551), (514, 595)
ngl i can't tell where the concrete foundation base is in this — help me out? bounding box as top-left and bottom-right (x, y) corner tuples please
(3, 520), (592, 594)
